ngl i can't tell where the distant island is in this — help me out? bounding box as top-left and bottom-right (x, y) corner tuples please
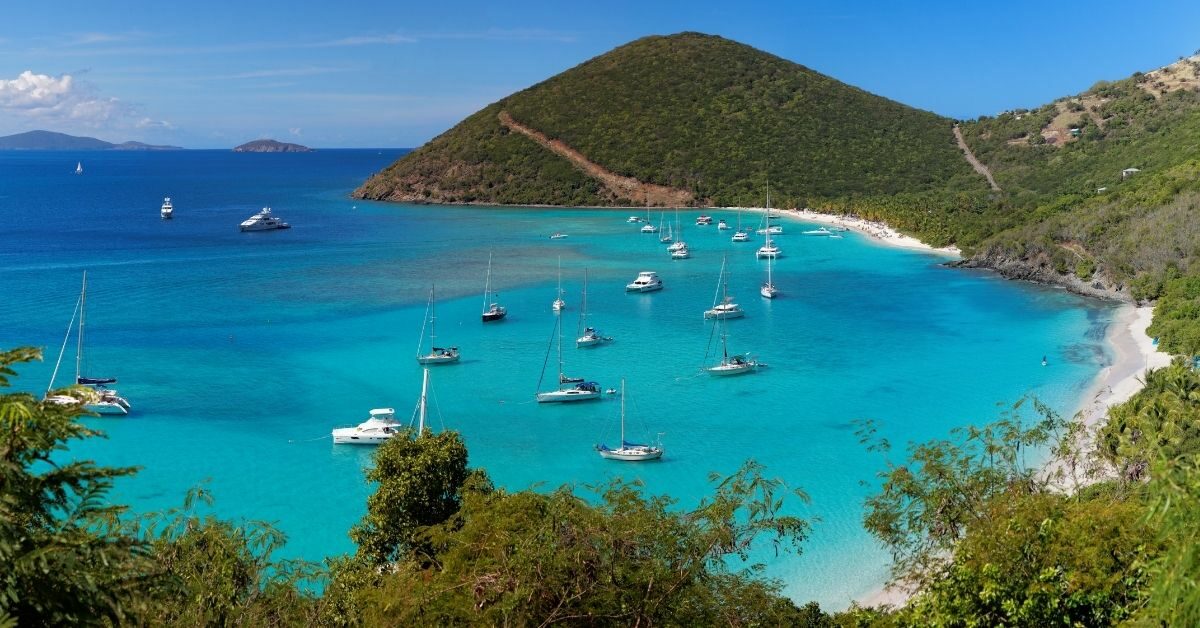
(233, 139), (313, 153)
(0, 130), (182, 151)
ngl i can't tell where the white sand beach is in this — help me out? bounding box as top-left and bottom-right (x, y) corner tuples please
(855, 304), (1171, 609)
(729, 206), (962, 256)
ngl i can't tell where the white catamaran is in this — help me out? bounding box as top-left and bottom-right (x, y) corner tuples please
(704, 256), (745, 320)
(45, 271), (131, 415)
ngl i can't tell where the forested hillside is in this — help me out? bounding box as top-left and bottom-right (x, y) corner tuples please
(354, 33), (986, 209)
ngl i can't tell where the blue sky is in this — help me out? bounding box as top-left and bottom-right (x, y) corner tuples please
(1, 0), (1197, 148)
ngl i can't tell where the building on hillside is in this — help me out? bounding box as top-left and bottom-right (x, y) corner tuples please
(1121, 167), (1141, 179)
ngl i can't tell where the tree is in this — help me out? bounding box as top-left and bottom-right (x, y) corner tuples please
(0, 347), (155, 625)
(349, 427), (475, 565)
(357, 461), (812, 625)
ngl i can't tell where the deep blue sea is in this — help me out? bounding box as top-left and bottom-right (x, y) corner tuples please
(0, 150), (1115, 608)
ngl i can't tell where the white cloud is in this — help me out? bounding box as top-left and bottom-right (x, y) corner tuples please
(136, 117), (175, 130)
(0, 70), (169, 131)
(314, 34), (416, 47)
(288, 127), (302, 136)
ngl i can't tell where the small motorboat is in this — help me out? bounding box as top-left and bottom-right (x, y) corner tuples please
(549, 232), (568, 239)
(626, 215), (642, 223)
(717, 219), (730, 230)
(695, 215), (713, 225)
(803, 227), (833, 236)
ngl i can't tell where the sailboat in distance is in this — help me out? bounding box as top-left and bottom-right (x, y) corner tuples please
(576, 268), (612, 347)
(596, 380), (663, 461)
(416, 284), (460, 365)
(704, 256), (745, 320)
(75, 161), (83, 175)
(552, 256), (566, 312)
(481, 252), (507, 322)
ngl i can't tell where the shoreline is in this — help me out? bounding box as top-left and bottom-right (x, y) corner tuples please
(855, 303), (1171, 609)
(726, 206), (963, 257)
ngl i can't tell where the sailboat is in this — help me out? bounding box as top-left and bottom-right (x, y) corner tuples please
(756, 183), (782, 259)
(74, 161), (83, 175)
(537, 315), (601, 402)
(416, 284), (460, 365)
(704, 256), (745, 319)
(667, 209), (687, 253)
(332, 368), (434, 444)
(731, 207), (750, 242)
(596, 380), (663, 461)
(659, 218), (673, 243)
(705, 304), (762, 376)
(761, 252), (779, 299)
(552, 256), (566, 312)
(45, 271), (131, 415)
(481, 252), (507, 322)
(576, 268), (612, 347)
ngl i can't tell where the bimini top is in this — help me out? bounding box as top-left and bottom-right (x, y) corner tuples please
(368, 408), (395, 418)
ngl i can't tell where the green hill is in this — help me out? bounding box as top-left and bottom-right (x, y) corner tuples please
(354, 32), (986, 209)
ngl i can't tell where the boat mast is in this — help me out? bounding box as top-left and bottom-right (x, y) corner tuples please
(620, 378), (626, 445)
(578, 268), (588, 336)
(418, 368), (429, 434)
(76, 271), (86, 381)
(764, 178), (773, 248)
(557, 256), (563, 304)
(482, 252), (493, 313)
(557, 304), (565, 382)
(429, 284), (437, 347)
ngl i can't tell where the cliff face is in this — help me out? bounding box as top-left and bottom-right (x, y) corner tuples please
(233, 139), (313, 153)
(954, 247), (1133, 302)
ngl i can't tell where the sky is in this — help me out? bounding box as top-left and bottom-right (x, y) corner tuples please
(1, 0), (1197, 148)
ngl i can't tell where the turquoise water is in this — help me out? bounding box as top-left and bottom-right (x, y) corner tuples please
(0, 151), (1114, 608)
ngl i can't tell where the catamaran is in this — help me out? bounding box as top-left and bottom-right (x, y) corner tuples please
(704, 256), (745, 319)
(536, 315), (601, 402)
(416, 285), (460, 365)
(332, 368), (436, 444)
(576, 269), (612, 347)
(625, 271), (663, 292)
(481, 252), (507, 322)
(596, 380), (663, 461)
(640, 206), (657, 233)
(732, 207), (751, 242)
(45, 271), (131, 415)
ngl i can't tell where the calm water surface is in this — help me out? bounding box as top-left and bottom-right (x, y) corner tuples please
(0, 150), (1114, 608)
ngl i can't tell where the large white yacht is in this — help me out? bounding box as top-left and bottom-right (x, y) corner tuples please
(625, 271), (664, 292)
(160, 197), (174, 219)
(332, 408), (402, 444)
(705, 296), (744, 319)
(239, 207), (291, 232)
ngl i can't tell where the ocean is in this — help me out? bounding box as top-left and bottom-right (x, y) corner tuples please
(0, 149), (1115, 608)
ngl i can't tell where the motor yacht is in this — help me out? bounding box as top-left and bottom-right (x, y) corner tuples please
(625, 271), (664, 292)
(160, 197), (174, 219)
(239, 207), (290, 232)
(332, 408), (402, 444)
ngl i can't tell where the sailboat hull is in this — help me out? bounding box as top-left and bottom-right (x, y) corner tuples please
(536, 389), (602, 403)
(598, 447), (663, 461)
(86, 400), (131, 415)
(416, 353), (460, 365)
(707, 362), (759, 376)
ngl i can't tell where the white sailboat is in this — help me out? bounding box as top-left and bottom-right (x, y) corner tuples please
(761, 252), (779, 299)
(75, 161), (83, 175)
(537, 315), (601, 403)
(640, 206), (658, 233)
(416, 284), (460, 365)
(481, 252), (507, 322)
(732, 208), (750, 242)
(756, 184), (782, 259)
(667, 209), (688, 253)
(705, 302), (762, 376)
(552, 256), (566, 312)
(576, 268), (612, 347)
(596, 380), (663, 461)
(704, 256), (745, 319)
(45, 271), (131, 415)
(332, 368), (435, 444)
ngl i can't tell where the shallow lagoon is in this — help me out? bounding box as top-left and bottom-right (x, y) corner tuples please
(0, 150), (1113, 607)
